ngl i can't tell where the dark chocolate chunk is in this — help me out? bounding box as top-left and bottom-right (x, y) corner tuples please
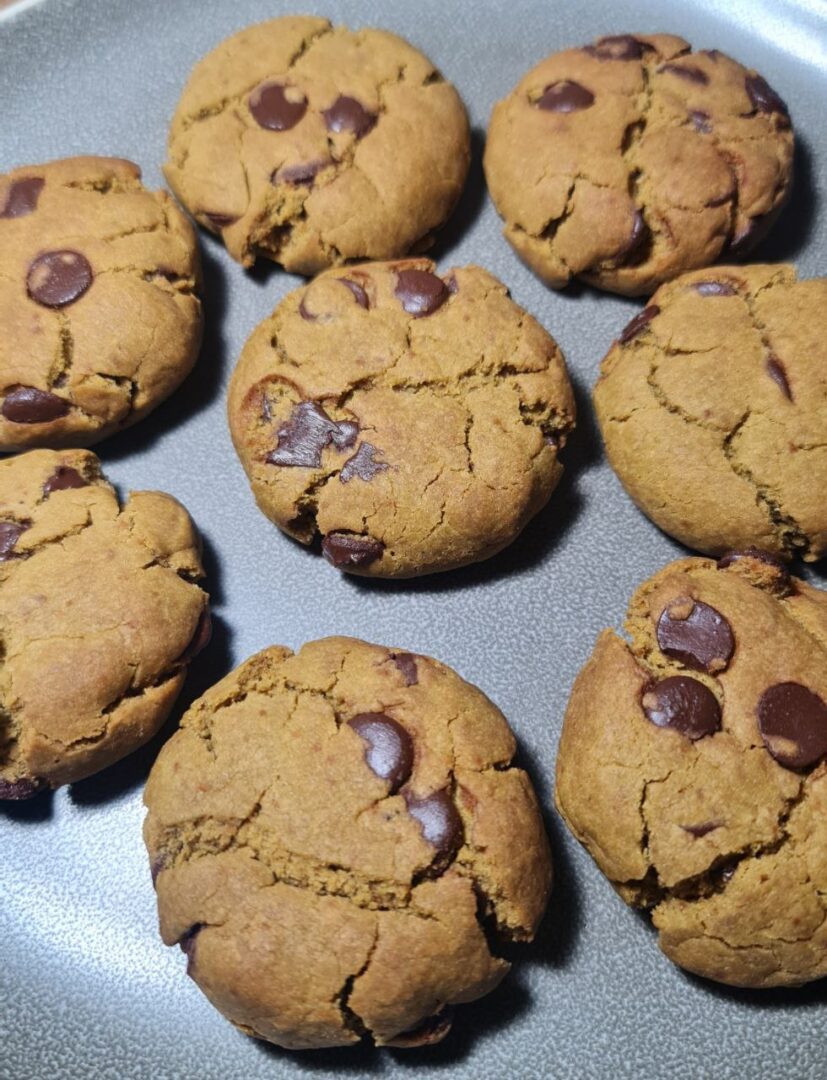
(404, 788), (463, 866)
(727, 217), (761, 257)
(766, 355), (793, 400)
(0, 776), (46, 800)
(536, 80), (595, 113)
(757, 682), (827, 770)
(205, 212), (237, 230)
(656, 598), (735, 674)
(340, 276), (369, 309)
(0, 520), (28, 561)
(267, 401), (358, 468)
(0, 176), (44, 218)
(745, 74), (790, 124)
(395, 269), (449, 317)
(689, 109), (713, 134)
(249, 81), (307, 131)
(387, 1008), (454, 1048)
(178, 609), (212, 663)
(274, 160), (326, 186)
(681, 821), (722, 838)
(392, 652), (418, 686)
(2, 386), (70, 423)
(179, 923), (204, 977)
(694, 280), (738, 297)
(43, 466), (88, 495)
(660, 63), (709, 85)
(322, 532), (384, 570)
(323, 95), (377, 138)
(340, 442), (388, 483)
(619, 304), (659, 344)
(347, 713), (414, 792)
(642, 676), (722, 740)
(27, 250), (93, 308)
(615, 209), (647, 262)
(717, 548), (790, 575)
(583, 35), (647, 61)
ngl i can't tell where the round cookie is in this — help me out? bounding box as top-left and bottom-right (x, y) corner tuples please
(594, 264), (827, 562)
(484, 33), (793, 296)
(144, 635), (551, 1048)
(0, 156), (202, 451)
(227, 258), (576, 577)
(556, 552), (827, 988)
(0, 449), (210, 798)
(164, 16), (470, 273)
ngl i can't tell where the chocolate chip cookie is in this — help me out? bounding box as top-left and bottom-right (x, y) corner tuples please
(556, 552), (827, 988)
(594, 264), (827, 561)
(227, 259), (575, 577)
(144, 635), (551, 1048)
(0, 449), (210, 798)
(0, 157), (202, 451)
(484, 34), (793, 295)
(165, 16), (470, 273)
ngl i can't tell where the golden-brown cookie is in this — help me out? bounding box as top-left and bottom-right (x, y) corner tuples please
(0, 157), (202, 451)
(165, 16), (470, 273)
(484, 34), (793, 295)
(556, 553), (827, 988)
(594, 264), (827, 561)
(0, 449), (210, 797)
(144, 636), (552, 1048)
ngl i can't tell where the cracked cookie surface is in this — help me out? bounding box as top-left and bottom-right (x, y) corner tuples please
(484, 33), (793, 296)
(0, 157), (202, 451)
(556, 553), (827, 988)
(165, 16), (470, 273)
(594, 263), (827, 562)
(143, 635), (552, 1048)
(0, 449), (210, 797)
(227, 258), (576, 577)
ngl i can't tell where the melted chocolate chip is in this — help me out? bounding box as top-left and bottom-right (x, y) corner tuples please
(615, 209), (647, 262)
(0, 776), (45, 800)
(0, 176), (44, 218)
(27, 250), (93, 308)
(537, 80), (595, 112)
(727, 217), (762, 257)
(42, 466), (88, 495)
(694, 280), (738, 297)
(347, 713), (413, 792)
(323, 95), (376, 138)
(0, 521), (27, 561)
(745, 74), (790, 123)
(340, 277), (369, 309)
(179, 923), (203, 977)
(387, 1009), (454, 1048)
(766, 356), (793, 400)
(2, 386), (70, 424)
(642, 677), (722, 740)
(205, 212), (237, 230)
(619, 304), (659, 344)
(660, 63), (709, 85)
(392, 652), (419, 686)
(404, 788), (463, 866)
(267, 401), (358, 468)
(395, 269), (449, 317)
(249, 82), (307, 131)
(717, 548), (790, 576)
(583, 35), (647, 61)
(681, 821), (722, 838)
(340, 442), (388, 483)
(274, 160), (326, 186)
(689, 109), (713, 134)
(656, 599), (735, 673)
(178, 609), (212, 663)
(322, 532), (384, 569)
(758, 682), (827, 770)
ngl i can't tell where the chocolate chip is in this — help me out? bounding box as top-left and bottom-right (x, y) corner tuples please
(387, 1008), (454, 1048)
(717, 548), (790, 576)
(392, 652), (418, 686)
(766, 355), (793, 400)
(0, 776), (45, 800)
(340, 277), (369, 309)
(274, 160), (325, 186)
(642, 677), (722, 740)
(758, 682), (827, 770)
(267, 401), (358, 468)
(660, 63), (709, 85)
(27, 250), (93, 308)
(727, 217), (762, 257)
(43, 466), (88, 495)
(445, 273), (459, 295)
(395, 269), (449, 317)
(178, 609), (212, 663)
(656, 598), (735, 673)
(347, 713), (413, 793)
(618, 304), (659, 344)
(323, 95), (376, 138)
(0, 521), (28, 561)
(340, 443), (388, 483)
(179, 923), (203, 977)
(689, 109), (713, 133)
(205, 212), (237, 230)
(583, 35), (647, 61)
(249, 82), (307, 131)
(745, 74), (790, 123)
(298, 298), (316, 322)
(404, 788), (463, 866)
(614, 209), (647, 262)
(681, 821), (722, 838)
(2, 386), (70, 424)
(536, 80), (595, 112)
(0, 176), (44, 218)
(322, 532), (384, 569)
(694, 280), (738, 297)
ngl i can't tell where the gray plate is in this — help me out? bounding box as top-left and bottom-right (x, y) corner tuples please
(1, 0), (825, 1077)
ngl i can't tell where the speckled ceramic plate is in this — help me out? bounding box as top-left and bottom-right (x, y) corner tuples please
(1, 0), (825, 1077)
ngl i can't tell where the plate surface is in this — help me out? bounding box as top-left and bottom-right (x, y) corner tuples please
(1, 1), (826, 1077)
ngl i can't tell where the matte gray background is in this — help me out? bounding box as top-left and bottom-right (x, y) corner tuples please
(1, 1), (825, 1077)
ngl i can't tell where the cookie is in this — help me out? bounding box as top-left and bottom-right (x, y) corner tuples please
(227, 258), (575, 577)
(484, 34), (793, 296)
(164, 16), (470, 273)
(0, 449), (210, 797)
(594, 264), (827, 562)
(0, 156), (202, 451)
(144, 635), (551, 1048)
(556, 553), (827, 988)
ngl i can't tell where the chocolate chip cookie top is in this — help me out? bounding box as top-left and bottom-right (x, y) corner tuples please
(556, 554), (827, 988)
(0, 157), (202, 451)
(227, 259), (575, 577)
(0, 449), (209, 798)
(595, 264), (827, 562)
(484, 34), (793, 296)
(165, 16), (470, 273)
(144, 636), (551, 1048)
